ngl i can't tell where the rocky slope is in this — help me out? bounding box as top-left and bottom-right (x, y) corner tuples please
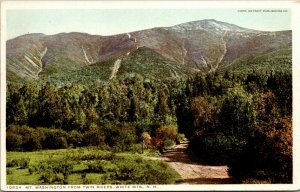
(6, 19), (292, 81)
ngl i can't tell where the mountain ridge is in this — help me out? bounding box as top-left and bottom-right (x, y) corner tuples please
(6, 19), (292, 81)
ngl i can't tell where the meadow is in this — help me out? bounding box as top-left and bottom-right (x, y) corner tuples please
(7, 147), (180, 185)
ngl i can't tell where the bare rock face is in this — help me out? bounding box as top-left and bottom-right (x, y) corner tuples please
(6, 19), (292, 80)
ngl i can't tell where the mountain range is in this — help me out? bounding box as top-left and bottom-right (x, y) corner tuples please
(6, 19), (292, 82)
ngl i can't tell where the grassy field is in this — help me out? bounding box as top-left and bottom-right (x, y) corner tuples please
(6, 147), (181, 185)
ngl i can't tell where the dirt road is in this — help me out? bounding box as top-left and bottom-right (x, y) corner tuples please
(161, 140), (233, 184)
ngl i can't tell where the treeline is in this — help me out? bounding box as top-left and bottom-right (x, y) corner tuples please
(7, 74), (184, 152)
(6, 69), (292, 183)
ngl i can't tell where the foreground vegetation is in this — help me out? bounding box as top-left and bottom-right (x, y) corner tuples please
(7, 148), (180, 184)
(7, 52), (292, 184)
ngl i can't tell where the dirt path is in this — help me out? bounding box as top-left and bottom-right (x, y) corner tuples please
(161, 140), (233, 184)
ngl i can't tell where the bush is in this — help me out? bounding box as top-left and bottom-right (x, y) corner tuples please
(23, 131), (43, 151)
(151, 137), (163, 152)
(7, 169), (13, 175)
(82, 174), (92, 184)
(83, 154), (179, 184)
(70, 150), (114, 161)
(67, 130), (83, 148)
(112, 157), (179, 184)
(41, 129), (68, 149)
(40, 172), (65, 184)
(176, 133), (185, 144)
(19, 158), (30, 169)
(156, 125), (178, 141)
(6, 132), (23, 151)
(141, 132), (151, 145)
(83, 125), (105, 147)
(35, 158), (74, 184)
(6, 159), (19, 167)
(6, 125), (43, 151)
(163, 139), (175, 149)
(87, 160), (118, 174)
(7, 158), (30, 169)
(128, 144), (143, 153)
(105, 123), (137, 152)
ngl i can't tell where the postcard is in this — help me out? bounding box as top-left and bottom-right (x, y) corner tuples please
(1, 1), (300, 191)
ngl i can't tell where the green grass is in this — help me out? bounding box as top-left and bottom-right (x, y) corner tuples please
(7, 147), (181, 185)
(7, 167), (40, 185)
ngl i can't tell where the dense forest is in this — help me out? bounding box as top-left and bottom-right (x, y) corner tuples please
(6, 67), (292, 183)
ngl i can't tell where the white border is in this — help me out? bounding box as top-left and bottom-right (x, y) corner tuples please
(0, 1), (7, 191)
(1, 1), (300, 191)
(0, 1), (297, 9)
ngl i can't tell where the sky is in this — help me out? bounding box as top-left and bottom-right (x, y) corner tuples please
(6, 8), (291, 40)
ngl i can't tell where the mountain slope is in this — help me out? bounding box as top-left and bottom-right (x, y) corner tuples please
(6, 19), (292, 81)
(42, 47), (195, 84)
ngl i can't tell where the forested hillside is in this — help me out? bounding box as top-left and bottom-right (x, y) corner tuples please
(7, 67), (292, 183)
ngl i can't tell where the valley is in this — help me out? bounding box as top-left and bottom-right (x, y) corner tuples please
(6, 19), (292, 185)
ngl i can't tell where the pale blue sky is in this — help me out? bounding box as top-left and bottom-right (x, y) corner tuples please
(6, 9), (291, 40)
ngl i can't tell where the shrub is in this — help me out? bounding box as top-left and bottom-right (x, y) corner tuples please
(67, 130), (83, 148)
(22, 131), (43, 151)
(176, 133), (185, 144)
(163, 139), (175, 149)
(6, 125), (43, 151)
(41, 129), (68, 149)
(7, 158), (30, 169)
(129, 144), (143, 153)
(141, 132), (151, 145)
(6, 132), (23, 151)
(112, 157), (179, 184)
(7, 169), (13, 175)
(105, 123), (137, 152)
(19, 158), (30, 169)
(28, 167), (34, 175)
(70, 151), (114, 161)
(156, 125), (178, 141)
(82, 176), (92, 184)
(87, 160), (118, 174)
(83, 153), (179, 184)
(35, 158), (74, 184)
(82, 125), (105, 147)
(150, 137), (163, 152)
(40, 172), (64, 184)
(6, 159), (19, 167)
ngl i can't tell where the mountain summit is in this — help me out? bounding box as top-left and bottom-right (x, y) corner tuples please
(168, 19), (256, 33)
(6, 19), (291, 81)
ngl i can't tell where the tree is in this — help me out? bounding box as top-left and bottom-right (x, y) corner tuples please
(228, 117), (292, 183)
(38, 82), (61, 127)
(155, 85), (170, 117)
(191, 96), (218, 135)
(127, 95), (139, 122)
(219, 85), (256, 138)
